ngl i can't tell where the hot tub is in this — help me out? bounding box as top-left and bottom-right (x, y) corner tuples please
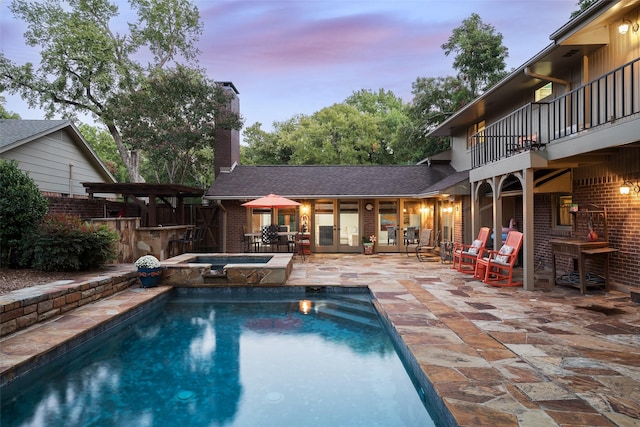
(161, 253), (294, 286)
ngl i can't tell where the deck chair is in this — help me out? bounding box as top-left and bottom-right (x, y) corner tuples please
(452, 227), (490, 274)
(416, 230), (441, 262)
(406, 228), (431, 257)
(474, 231), (523, 287)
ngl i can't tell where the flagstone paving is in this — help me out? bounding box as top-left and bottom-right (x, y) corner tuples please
(1, 253), (639, 426)
(287, 254), (640, 427)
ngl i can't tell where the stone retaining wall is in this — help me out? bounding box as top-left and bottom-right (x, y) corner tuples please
(0, 270), (139, 337)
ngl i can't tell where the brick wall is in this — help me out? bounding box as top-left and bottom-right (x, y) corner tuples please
(572, 178), (639, 290)
(225, 201), (249, 253)
(532, 170), (639, 290)
(0, 271), (138, 337)
(361, 199), (376, 245)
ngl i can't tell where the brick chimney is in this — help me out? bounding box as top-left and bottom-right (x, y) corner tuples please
(214, 82), (240, 177)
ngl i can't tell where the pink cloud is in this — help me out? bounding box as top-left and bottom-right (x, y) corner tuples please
(198, 2), (444, 75)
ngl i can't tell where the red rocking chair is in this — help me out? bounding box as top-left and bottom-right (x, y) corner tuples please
(452, 227), (490, 274)
(474, 231), (523, 287)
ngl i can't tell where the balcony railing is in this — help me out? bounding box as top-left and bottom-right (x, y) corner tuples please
(471, 57), (640, 168)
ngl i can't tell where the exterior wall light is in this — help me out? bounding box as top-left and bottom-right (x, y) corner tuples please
(620, 180), (640, 195)
(619, 19), (630, 34)
(619, 18), (639, 34)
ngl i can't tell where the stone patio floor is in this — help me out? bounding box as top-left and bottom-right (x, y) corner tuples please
(1, 253), (639, 426)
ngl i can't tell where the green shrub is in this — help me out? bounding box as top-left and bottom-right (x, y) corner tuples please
(31, 213), (118, 272)
(0, 160), (48, 267)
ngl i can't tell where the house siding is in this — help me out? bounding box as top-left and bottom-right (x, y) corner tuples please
(3, 129), (108, 196)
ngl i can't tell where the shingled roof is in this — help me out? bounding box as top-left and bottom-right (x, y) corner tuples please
(0, 119), (70, 150)
(205, 164), (468, 199)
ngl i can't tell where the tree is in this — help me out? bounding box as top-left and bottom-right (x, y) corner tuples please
(0, 97), (20, 119)
(0, 0), (203, 182)
(441, 13), (509, 97)
(396, 76), (471, 162)
(241, 121), (295, 165)
(78, 124), (128, 183)
(571, 0), (598, 18)
(242, 89), (408, 166)
(106, 66), (242, 186)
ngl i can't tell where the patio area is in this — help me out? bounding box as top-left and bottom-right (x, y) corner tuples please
(1, 254), (638, 426)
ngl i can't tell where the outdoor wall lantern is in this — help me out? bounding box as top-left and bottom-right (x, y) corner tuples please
(619, 180), (640, 195)
(619, 17), (639, 34)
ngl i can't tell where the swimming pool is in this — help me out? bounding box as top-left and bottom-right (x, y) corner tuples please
(1, 288), (444, 426)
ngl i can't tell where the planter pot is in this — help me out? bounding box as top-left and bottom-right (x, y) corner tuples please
(363, 243), (374, 255)
(138, 267), (162, 288)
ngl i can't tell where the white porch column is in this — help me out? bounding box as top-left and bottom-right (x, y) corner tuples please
(522, 168), (535, 291)
(471, 181), (478, 237)
(492, 177), (503, 251)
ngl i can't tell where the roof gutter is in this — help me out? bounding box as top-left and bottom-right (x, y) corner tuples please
(524, 67), (571, 92)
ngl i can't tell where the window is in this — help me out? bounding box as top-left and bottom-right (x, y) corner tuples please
(553, 194), (573, 229)
(467, 120), (485, 149)
(535, 82), (552, 102)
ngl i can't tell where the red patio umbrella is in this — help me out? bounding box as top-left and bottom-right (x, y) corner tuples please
(241, 194), (301, 209)
(242, 194), (301, 229)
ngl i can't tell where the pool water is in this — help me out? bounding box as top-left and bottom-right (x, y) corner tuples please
(1, 290), (441, 427)
(194, 255), (271, 271)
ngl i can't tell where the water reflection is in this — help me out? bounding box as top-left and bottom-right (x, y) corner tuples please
(2, 296), (434, 427)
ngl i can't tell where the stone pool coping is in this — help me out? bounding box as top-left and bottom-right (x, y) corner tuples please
(160, 252), (294, 286)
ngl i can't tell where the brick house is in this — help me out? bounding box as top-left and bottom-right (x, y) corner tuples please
(429, 0), (640, 292)
(208, 0), (639, 293)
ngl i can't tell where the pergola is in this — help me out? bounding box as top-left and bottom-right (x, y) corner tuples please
(83, 182), (205, 227)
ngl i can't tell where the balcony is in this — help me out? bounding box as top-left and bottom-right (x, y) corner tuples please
(471, 57), (640, 168)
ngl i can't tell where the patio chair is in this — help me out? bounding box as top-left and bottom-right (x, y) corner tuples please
(474, 231), (524, 287)
(168, 227), (193, 257)
(406, 228), (431, 257)
(260, 224), (280, 252)
(192, 227), (206, 252)
(242, 225), (259, 252)
(278, 226), (295, 252)
(416, 230), (441, 261)
(452, 227), (490, 274)
(404, 227), (418, 246)
(387, 226), (397, 245)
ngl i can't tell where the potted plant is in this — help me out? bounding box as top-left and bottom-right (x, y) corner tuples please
(135, 255), (162, 288)
(362, 234), (376, 255)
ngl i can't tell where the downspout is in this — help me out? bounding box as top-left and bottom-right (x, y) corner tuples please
(68, 163), (73, 196)
(215, 200), (227, 252)
(524, 67), (571, 92)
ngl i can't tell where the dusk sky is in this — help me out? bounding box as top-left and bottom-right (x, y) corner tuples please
(1, 0), (578, 136)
